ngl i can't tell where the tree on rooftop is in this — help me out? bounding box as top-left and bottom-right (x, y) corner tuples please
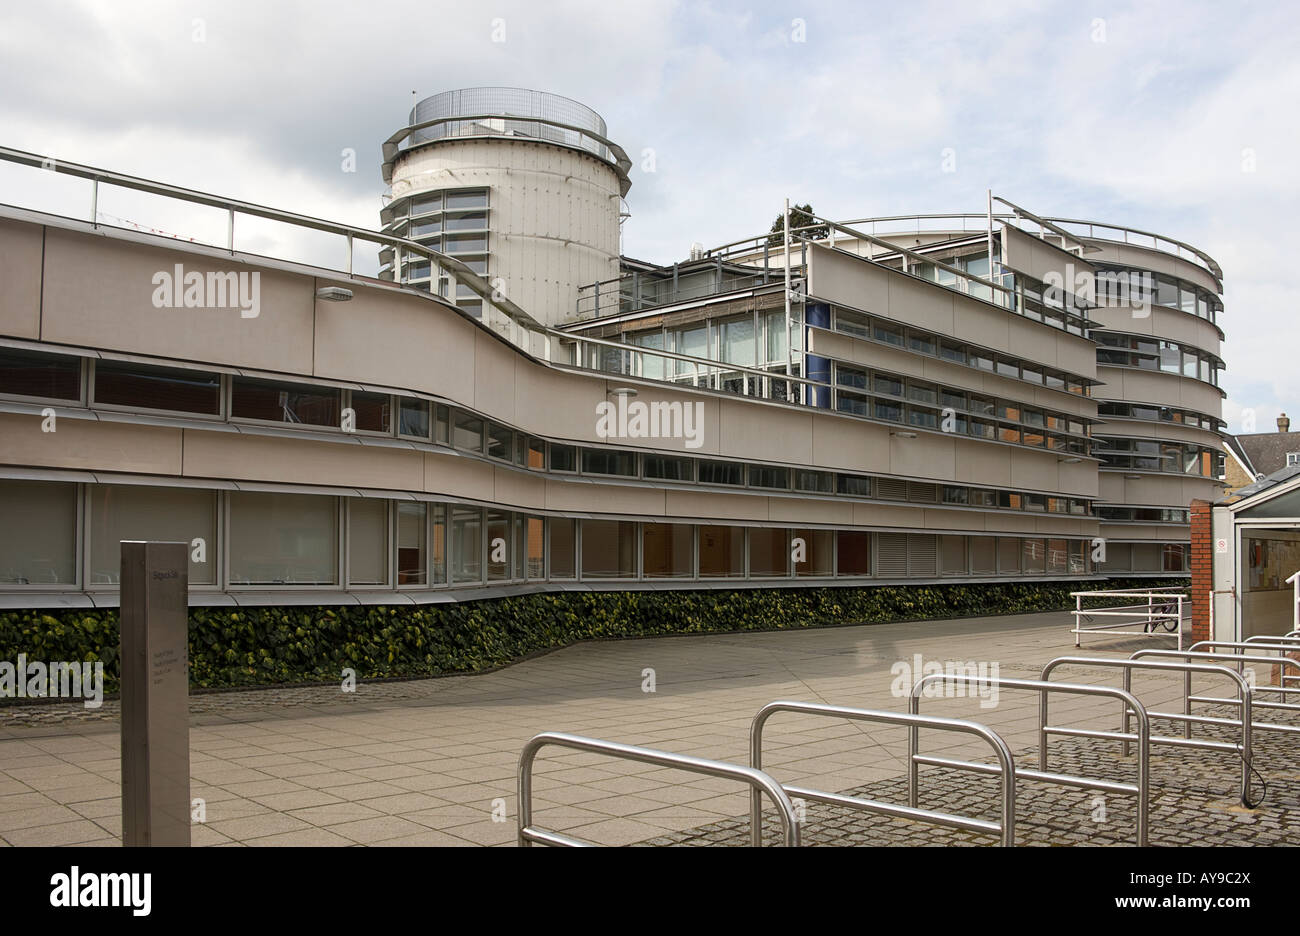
(767, 203), (828, 247)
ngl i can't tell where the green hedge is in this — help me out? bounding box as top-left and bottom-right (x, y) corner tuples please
(0, 579), (1185, 695)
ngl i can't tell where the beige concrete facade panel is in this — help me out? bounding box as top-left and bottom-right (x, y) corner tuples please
(718, 399), (813, 463)
(313, 288), (478, 401)
(806, 245), (891, 315)
(544, 479), (666, 516)
(886, 274), (957, 335)
(952, 442), (1012, 487)
(887, 432), (956, 482)
(0, 219), (43, 340)
(1091, 304), (1222, 353)
(1095, 366), (1224, 415)
(767, 498), (850, 525)
(182, 430), (423, 491)
(491, 467), (547, 510)
(1099, 523), (1184, 543)
(40, 229), (315, 373)
(663, 489), (769, 522)
(1001, 225), (1095, 287)
(810, 416), (890, 473)
(951, 303), (1010, 354)
(424, 451), (496, 502)
(921, 509), (987, 532)
(0, 413), (182, 474)
(852, 502), (917, 528)
(1083, 241), (1220, 297)
(472, 329), (519, 423)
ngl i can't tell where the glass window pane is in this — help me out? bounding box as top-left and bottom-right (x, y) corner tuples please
(581, 519), (636, 578)
(643, 523), (693, 577)
(527, 438), (546, 470)
(644, 454), (693, 481)
(719, 316), (756, 367)
(795, 469), (833, 493)
(486, 422), (513, 461)
(430, 504), (447, 584)
(350, 391), (391, 433)
(1047, 538), (1068, 575)
(487, 510), (511, 581)
(997, 537), (1020, 574)
(748, 465), (790, 489)
(549, 517), (575, 579)
(794, 529), (832, 577)
(229, 492), (337, 585)
(348, 499), (388, 585)
(549, 443), (577, 472)
(231, 378), (340, 427)
(453, 413), (483, 452)
(95, 360), (221, 414)
(450, 505), (482, 584)
(445, 189), (488, 210)
(399, 399), (430, 439)
(89, 485), (214, 585)
(1023, 538), (1047, 573)
(749, 528), (789, 577)
(970, 537), (995, 574)
(0, 349), (81, 400)
(699, 460), (744, 485)
(836, 531), (870, 575)
(581, 449), (636, 476)
(397, 502), (426, 585)
(700, 525), (744, 577)
(526, 516), (544, 579)
(0, 481), (76, 585)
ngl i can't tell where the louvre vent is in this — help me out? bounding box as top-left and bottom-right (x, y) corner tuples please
(908, 534), (938, 576)
(908, 482), (939, 503)
(877, 533), (908, 576)
(877, 479), (909, 501)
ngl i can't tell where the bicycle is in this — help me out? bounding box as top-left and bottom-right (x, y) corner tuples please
(1143, 599), (1181, 633)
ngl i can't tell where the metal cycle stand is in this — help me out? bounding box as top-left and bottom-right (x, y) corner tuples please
(1040, 656), (1253, 807)
(1189, 639), (1300, 703)
(749, 700), (1017, 847)
(517, 731), (801, 847)
(1131, 649), (1300, 733)
(908, 674), (1151, 846)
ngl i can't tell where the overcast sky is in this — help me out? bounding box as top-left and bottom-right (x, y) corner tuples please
(0, 0), (1295, 433)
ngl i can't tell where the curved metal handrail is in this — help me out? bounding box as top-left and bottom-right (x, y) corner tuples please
(517, 731), (800, 847)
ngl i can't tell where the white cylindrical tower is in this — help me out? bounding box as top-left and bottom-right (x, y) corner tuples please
(380, 87), (630, 327)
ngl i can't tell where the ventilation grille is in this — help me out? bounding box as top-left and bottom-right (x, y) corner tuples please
(908, 533), (937, 576)
(877, 533), (908, 576)
(877, 479), (909, 501)
(908, 482), (939, 503)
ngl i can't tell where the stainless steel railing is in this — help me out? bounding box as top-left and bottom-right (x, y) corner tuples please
(749, 700), (1016, 847)
(1131, 649), (1300, 735)
(516, 731), (800, 847)
(909, 674), (1152, 846)
(1040, 656), (1255, 807)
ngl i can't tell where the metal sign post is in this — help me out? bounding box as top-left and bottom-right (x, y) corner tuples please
(119, 541), (191, 847)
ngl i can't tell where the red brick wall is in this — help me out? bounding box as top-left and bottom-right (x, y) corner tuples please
(1190, 499), (1212, 643)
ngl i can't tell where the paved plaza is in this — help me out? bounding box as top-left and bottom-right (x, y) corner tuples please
(0, 610), (1294, 847)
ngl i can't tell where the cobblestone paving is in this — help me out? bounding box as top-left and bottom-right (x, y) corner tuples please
(644, 709), (1300, 846)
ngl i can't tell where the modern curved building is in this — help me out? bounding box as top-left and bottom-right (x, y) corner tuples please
(0, 89), (1224, 608)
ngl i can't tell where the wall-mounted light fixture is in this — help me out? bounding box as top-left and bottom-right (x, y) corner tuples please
(1059, 456), (1083, 464)
(608, 387), (638, 398)
(891, 430), (918, 439)
(317, 286), (354, 301)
